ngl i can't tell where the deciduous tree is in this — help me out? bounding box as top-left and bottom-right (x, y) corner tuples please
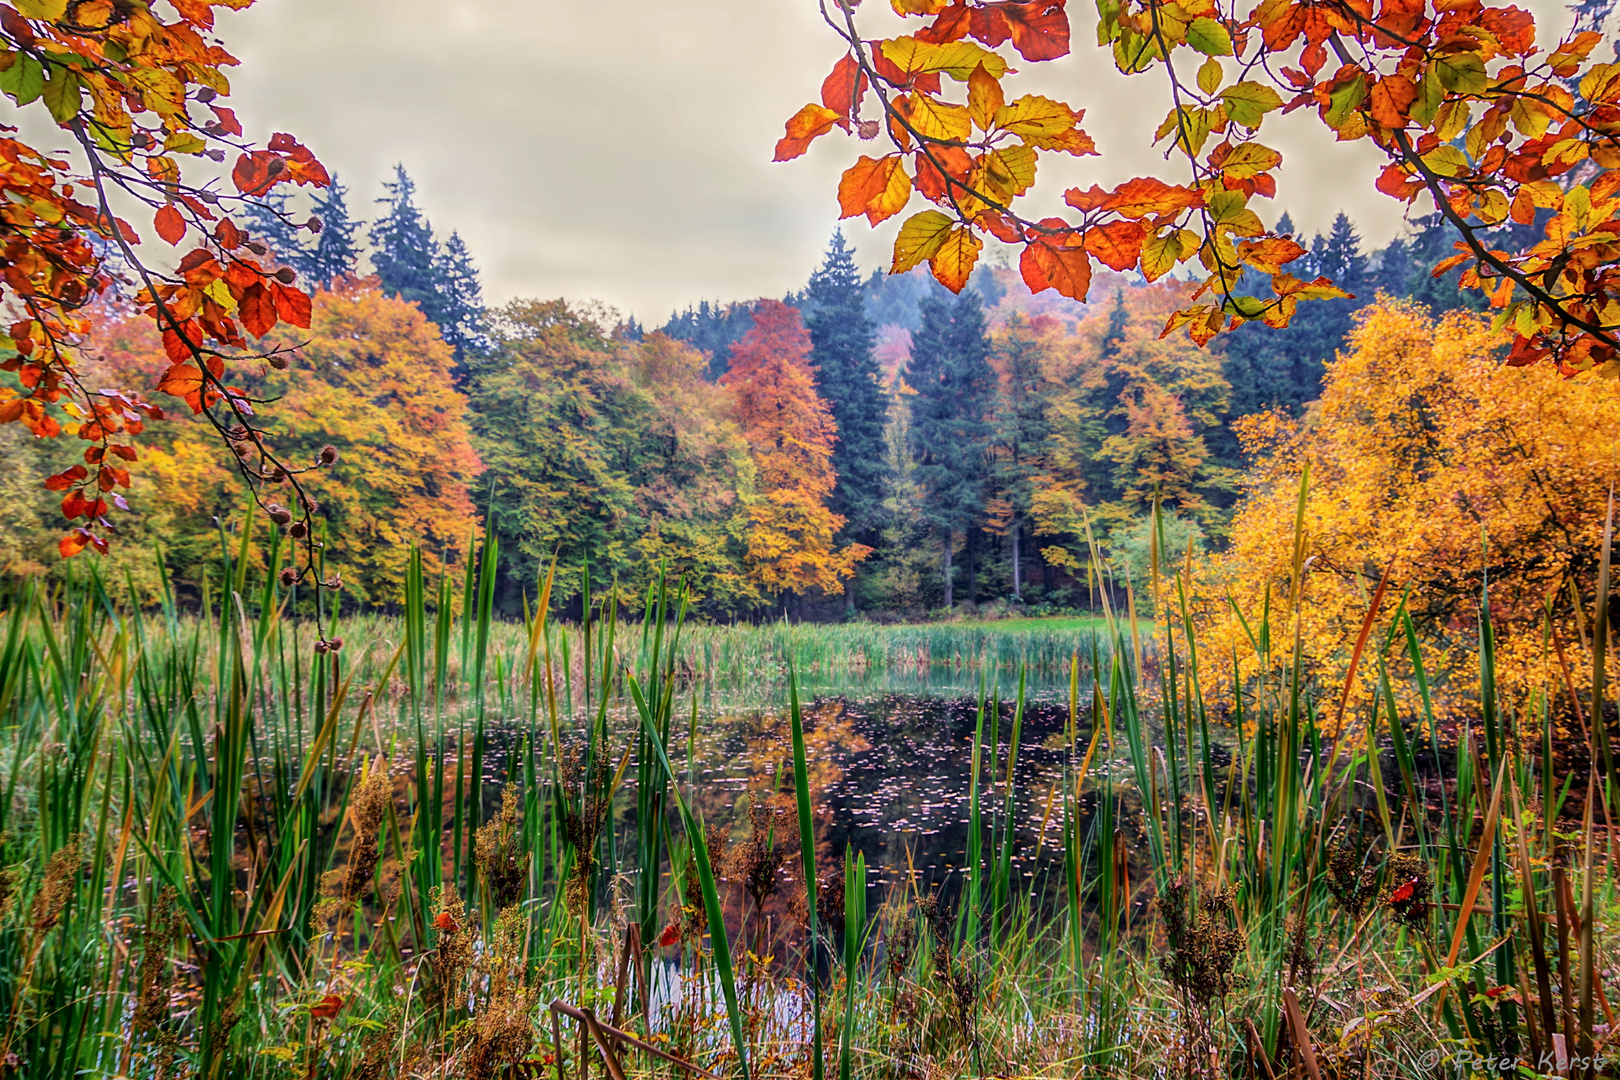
(0, 0), (333, 611)
(1197, 298), (1620, 716)
(723, 299), (869, 599)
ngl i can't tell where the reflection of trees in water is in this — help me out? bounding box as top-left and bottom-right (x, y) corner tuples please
(695, 693), (1084, 927)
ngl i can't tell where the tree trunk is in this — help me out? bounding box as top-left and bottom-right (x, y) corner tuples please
(966, 528), (978, 606)
(1011, 515), (1022, 601)
(942, 528), (954, 610)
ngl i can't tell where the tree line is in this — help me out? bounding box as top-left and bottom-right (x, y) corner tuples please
(0, 184), (1532, 620)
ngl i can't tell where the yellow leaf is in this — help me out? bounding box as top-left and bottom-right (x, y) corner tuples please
(13, 0), (67, 18)
(979, 144), (1037, 200)
(967, 63), (1004, 131)
(906, 92), (971, 142)
(992, 95), (1076, 140)
(929, 225), (982, 292)
(1141, 230), (1183, 281)
(892, 210), (957, 274)
(881, 37), (1009, 81)
(1219, 142), (1281, 179)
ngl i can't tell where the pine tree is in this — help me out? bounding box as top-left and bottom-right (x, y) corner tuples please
(433, 230), (487, 367)
(305, 175), (362, 287)
(803, 231), (888, 613)
(370, 165), (440, 318)
(905, 290), (994, 608)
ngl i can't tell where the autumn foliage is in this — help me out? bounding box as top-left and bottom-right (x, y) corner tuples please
(783, 0), (1620, 374)
(80, 284), (481, 605)
(1195, 297), (1620, 716)
(723, 301), (869, 597)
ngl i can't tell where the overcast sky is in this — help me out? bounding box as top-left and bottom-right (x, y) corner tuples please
(212, 0), (1581, 325)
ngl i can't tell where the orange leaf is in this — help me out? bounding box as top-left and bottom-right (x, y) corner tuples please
(929, 224), (982, 292)
(659, 920), (682, 947)
(239, 283), (276, 338)
(1083, 220), (1144, 271)
(59, 530), (91, 558)
(1368, 75), (1416, 128)
(273, 283), (312, 329)
(1001, 1), (1070, 61)
(1019, 238), (1092, 301)
(775, 103), (843, 161)
(155, 363), (206, 413)
(1102, 177), (1204, 218)
(310, 993), (343, 1021)
(838, 155), (913, 225)
(821, 54), (868, 120)
(154, 205), (185, 245)
(1237, 236), (1307, 273)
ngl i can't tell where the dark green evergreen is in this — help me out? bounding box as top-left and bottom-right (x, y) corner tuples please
(804, 232), (889, 587)
(240, 190), (306, 273)
(305, 175), (362, 287)
(661, 300), (755, 379)
(905, 290), (994, 608)
(371, 165), (440, 318)
(433, 231), (488, 368)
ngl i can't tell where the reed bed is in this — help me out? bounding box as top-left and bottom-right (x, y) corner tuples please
(0, 527), (1615, 1080)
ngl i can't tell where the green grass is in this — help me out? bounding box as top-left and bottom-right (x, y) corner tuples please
(0, 512), (1614, 1080)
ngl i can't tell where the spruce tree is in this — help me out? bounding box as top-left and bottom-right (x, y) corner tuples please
(433, 231), (487, 367)
(804, 231), (888, 613)
(370, 165), (440, 317)
(905, 290), (994, 608)
(306, 175), (361, 287)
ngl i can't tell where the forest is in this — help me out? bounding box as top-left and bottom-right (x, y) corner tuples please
(5, 0), (1620, 1077)
(0, 171), (1525, 629)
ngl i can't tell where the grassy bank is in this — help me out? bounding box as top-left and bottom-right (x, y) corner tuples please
(0, 541), (1613, 1080)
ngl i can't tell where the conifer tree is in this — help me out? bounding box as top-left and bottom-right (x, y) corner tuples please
(370, 165), (440, 317)
(433, 231), (488, 367)
(803, 231), (888, 613)
(306, 175), (362, 287)
(905, 290), (994, 608)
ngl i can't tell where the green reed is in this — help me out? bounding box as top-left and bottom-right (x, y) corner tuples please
(0, 494), (1616, 1079)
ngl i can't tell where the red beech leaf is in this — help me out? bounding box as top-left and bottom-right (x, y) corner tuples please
(154, 205), (185, 245)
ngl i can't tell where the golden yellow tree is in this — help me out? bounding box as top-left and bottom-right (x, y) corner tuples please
(722, 300), (868, 598)
(1195, 297), (1620, 721)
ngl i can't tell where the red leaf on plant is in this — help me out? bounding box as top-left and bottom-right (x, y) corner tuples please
(238, 283), (276, 338)
(154, 205), (185, 245)
(659, 920), (682, 947)
(272, 283), (312, 329)
(310, 993), (343, 1020)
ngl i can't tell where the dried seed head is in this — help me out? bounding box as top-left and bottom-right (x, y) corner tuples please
(30, 836), (83, 934)
(305, 215), (323, 234)
(278, 567), (297, 588)
(267, 354), (288, 370)
(341, 758), (392, 902)
(274, 267), (297, 284)
(288, 521), (308, 539)
(265, 503), (291, 525)
(318, 445), (338, 465)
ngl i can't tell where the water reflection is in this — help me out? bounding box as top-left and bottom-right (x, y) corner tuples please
(686, 677), (1085, 919)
